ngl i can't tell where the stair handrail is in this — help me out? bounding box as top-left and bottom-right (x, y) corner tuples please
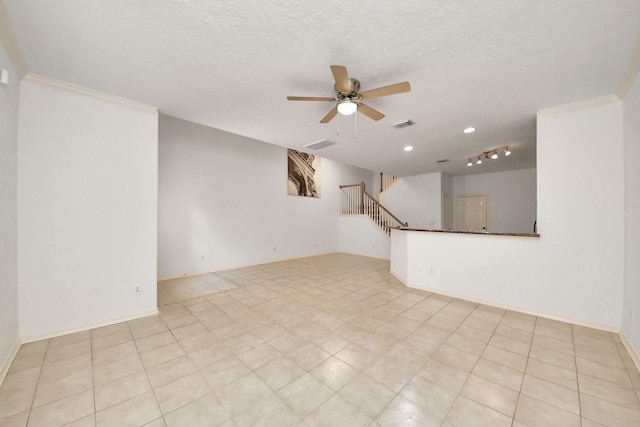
(339, 181), (408, 230)
(339, 182), (365, 214)
(362, 187), (408, 227)
(379, 173), (398, 193)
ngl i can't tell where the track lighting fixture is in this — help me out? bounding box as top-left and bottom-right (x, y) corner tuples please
(466, 146), (511, 167)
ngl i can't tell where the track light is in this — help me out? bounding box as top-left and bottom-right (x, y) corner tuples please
(465, 146), (512, 167)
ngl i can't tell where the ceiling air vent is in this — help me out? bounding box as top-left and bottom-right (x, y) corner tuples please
(390, 119), (414, 129)
(303, 139), (336, 150)
(436, 159), (449, 163)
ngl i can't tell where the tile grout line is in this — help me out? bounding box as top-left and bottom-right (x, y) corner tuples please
(571, 324), (583, 427)
(126, 319), (167, 426)
(24, 339), (49, 426)
(509, 314), (537, 427)
(368, 294), (480, 424)
(90, 330), (97, 427)
(439, 303), (509, 425)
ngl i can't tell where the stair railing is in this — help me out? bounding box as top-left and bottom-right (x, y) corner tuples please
(380, 173), (398, 193)
(340, 181), (408, 235)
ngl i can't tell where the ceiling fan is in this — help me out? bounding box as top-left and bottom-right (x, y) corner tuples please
(287, 65), (411, 123)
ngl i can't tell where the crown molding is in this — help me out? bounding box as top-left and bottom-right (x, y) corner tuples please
(616, 31), (640, 100)
(0, 1), (27, 78)
(24, 73), (158, 113)
(537, 94), (620, 117)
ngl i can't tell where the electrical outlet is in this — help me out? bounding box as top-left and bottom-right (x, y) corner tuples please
(631, 310), (635, 321)
(134, 285), (141, 295)
(201, 255), (205, 261)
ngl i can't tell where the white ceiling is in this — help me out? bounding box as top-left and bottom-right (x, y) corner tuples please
(4, 0), (640, 176)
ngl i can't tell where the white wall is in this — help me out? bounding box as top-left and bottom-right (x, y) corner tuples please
(392, 99), (625, 328)
(18, 77), (159, 339)
(441, 173), (453, 229)
(338, 216), (390, 259)
(623, 73), (640, 357)
(383, 173), (442, 229)
(372, 173), (382, 197)
(390, 229), (408, 283)
(536, 99), (624, 327)
(453, 169), (537, 234)
(158, 114), (373, 278)
(0, 43), (20, 376)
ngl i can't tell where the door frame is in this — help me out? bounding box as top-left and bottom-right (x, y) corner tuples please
(442, 192), (452, 230)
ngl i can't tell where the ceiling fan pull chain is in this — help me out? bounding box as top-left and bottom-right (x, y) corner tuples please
(287, 65), (409, 124)
(354, 109), (358, 140)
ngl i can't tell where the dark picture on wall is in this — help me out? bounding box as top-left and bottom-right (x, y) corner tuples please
(287, 149), (321, 198)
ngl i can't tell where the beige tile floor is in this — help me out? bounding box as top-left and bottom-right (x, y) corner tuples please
(1, 253), (640, 426)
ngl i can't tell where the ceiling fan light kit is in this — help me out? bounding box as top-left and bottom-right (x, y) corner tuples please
(287, 65), (411, 123)
(337, 100), (357, 115)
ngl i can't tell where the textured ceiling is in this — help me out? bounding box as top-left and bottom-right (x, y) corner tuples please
(4, 0), (640, 176)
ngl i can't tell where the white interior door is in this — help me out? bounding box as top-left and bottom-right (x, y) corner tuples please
(456, 195), (488, 232)
(442, 192), (451, 230)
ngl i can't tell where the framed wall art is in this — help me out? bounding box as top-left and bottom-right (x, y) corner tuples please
(287, 148), (321, 198)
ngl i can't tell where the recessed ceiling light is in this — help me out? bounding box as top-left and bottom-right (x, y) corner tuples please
(404, 146), (413, 151)
(463, 127), (476, 134)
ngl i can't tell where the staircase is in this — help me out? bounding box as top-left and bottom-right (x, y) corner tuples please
(379, 173), (398, 205)
(340, 181), (408, 236)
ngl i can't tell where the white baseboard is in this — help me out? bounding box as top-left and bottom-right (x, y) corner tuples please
(0, 340), (21, 387)
(158, 251), (339, 282)
(20, 308), (159, 344)
(338, 250), (390, 261)
(620, 332), (640, 375)
(398, 278), (619, 333)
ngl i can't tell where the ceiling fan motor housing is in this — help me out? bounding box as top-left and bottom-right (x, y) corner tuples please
(286, 65), (410, 122)
(336, 78), (360, 99)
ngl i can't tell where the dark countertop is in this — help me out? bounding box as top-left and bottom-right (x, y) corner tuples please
(395, 227), (540, 238)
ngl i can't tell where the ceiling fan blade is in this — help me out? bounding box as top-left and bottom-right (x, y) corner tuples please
(360, 81), (411, 100)
(320, 106), (338, 123)
(330, 65), (350, 94)
(357, 103), (385, 121)
(287, 96), (335, 102)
